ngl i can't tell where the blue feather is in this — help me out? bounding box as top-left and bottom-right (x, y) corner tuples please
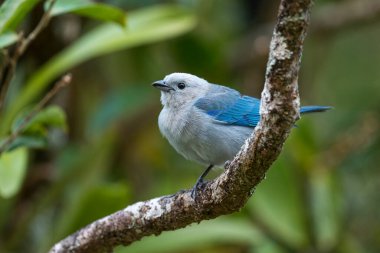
(300, 106), (332, 114)
(194, 85), (261, 127)
(194, 84), (331, 128)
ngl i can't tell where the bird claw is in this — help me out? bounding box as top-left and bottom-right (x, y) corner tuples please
(190, 178), (206, 200)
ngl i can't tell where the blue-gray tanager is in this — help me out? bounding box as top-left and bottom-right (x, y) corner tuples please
(152, 73), (330, 197)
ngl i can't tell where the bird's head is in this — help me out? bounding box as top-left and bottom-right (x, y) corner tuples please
(152, 73), (210, 108)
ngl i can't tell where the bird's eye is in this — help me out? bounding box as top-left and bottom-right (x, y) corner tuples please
(177, 82), (186, 90)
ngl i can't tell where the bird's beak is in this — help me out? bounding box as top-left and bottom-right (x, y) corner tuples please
(152, 80), (174, 92)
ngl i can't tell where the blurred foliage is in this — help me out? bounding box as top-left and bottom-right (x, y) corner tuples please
(0, 147), (28, 198)
(0, 0), (40, 34)
(0, 31), (18, 48)
(0, 0), (379, 253)
(46, 0), (127, 26)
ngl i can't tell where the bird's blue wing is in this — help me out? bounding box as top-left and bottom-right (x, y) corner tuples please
(194, 85), (261, 127)
(214, 95), (261, 127)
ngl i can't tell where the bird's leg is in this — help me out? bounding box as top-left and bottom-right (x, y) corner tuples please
(191, 164), (214, 199)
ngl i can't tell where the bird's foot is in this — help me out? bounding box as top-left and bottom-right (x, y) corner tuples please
(190, 164), (213, 200)
(190, 178), (207, 200)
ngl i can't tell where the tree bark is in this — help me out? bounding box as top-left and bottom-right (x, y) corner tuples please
(49, 0), (312, 252)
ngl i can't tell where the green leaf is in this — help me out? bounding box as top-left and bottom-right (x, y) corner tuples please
(27, 105), (67, 131)
(46, 0), (126, 26)
(0, 0), (41, 34)
(5, 106), (66, 151)
(7, 135), (48, 151)
(0, 4), (196, 135)
(12, 105), (67, 135)
(0, 31), (18, 48)
(0, 147), (28, 198)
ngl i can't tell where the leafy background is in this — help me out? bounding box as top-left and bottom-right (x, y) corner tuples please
(0, 0), (379, 253)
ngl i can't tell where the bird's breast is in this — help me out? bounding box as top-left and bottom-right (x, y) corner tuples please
(158, 108), (189, 141)
(158, 106), (254, 166)
(158, 107), (204, 159)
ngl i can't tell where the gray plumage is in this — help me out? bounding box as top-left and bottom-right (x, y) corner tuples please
(153, 73), (330, 168)
(152, 73), (331, 197)
(154, 73), (253, 167)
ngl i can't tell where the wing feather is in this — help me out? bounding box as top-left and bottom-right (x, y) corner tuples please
(194, 84), (261, 127)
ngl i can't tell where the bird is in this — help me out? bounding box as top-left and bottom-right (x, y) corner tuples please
(152, 73), (331, 198)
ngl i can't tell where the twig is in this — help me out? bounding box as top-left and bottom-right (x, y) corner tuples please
(0, 33), (23, 111)
(0, 49), (9, 84)
(0, 73), (71, 154)
(18, 0), (57, 54)
(49, 0), (312, 252)
(0, 0), (57, 112)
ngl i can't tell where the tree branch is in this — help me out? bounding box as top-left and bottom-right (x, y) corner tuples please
(49, 0), (312, 252)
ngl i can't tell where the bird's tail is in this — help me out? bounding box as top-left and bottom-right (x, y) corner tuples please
(300, 106), (332, 114)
